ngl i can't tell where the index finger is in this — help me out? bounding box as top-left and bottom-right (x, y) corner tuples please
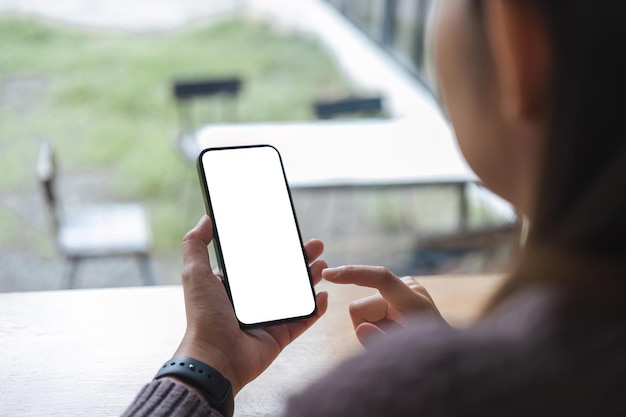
(323, 265), (426, 311)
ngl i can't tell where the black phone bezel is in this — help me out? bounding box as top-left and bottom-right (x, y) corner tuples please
(196, 144), (318, 329)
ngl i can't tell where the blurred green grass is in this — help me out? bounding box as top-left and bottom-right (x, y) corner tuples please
(0, 17), (350, 251)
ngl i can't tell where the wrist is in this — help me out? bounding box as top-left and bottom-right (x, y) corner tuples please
(175, 337), (242, 395)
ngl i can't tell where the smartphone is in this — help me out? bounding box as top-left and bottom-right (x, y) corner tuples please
(197, 145), (317, 328)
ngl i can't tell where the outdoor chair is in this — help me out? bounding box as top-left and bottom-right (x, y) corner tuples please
(37, 141), (154, 288)
(313, 95), (384, 119)
(171, 77), (243, 162)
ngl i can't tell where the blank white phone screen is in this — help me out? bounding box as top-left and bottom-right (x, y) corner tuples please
(200, 146), (316, 326)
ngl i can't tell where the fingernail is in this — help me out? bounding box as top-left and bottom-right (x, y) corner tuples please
(196, 215), (209, 227)
(322, 268), (339, 279)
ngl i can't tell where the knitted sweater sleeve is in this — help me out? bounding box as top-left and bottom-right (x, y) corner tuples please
(121, 378), (223, 417)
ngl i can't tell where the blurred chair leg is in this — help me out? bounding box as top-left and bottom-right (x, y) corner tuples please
(64, 258), (81, 289)
(137, 254), (155, 286)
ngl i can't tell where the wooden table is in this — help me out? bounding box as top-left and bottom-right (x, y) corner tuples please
(0, 275), (505, 417)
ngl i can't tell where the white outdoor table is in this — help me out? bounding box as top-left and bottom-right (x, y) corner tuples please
(196, 117), (498, 232)
(196, 117), (477, 188)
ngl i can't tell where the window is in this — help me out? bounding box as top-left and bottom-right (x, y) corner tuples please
(391, 0), (431, 69)
(327, 0), (435, 86)
(345, 0), (387, 40)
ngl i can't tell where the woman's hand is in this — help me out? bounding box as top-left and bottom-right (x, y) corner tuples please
(322, 265), (444, 348)
(174, 216), (329, 396)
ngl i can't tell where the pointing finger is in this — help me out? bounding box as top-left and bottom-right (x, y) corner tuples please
(323, 265), (425, 311)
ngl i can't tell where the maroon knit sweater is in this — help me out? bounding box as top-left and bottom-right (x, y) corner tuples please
(123, 288), (626, 416)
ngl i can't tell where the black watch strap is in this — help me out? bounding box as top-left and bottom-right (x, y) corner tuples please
(155, 357), (234, 417)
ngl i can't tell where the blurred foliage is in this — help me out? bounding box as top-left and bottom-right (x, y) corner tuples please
(0, 17), (350, 251)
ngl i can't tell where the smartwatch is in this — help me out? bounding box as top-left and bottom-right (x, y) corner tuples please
(155, 356), (234, 417)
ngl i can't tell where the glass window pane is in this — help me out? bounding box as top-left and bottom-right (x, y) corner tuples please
(345, 0), (387, 41)
(327, 0), (345, 9)
(391, 0), (432, 71)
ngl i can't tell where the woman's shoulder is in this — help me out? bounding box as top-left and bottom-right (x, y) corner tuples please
(285, 288), (626, 417)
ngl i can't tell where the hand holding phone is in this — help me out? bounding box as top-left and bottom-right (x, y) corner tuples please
(197, 145), (317, 328)
(174, 215), (328, 395)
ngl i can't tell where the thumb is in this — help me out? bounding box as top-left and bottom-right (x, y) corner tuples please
(181, 216), (217, 293)
(182, 216), (214, 267)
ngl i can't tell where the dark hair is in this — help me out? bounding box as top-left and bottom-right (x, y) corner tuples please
(487, 1), (626, 309)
